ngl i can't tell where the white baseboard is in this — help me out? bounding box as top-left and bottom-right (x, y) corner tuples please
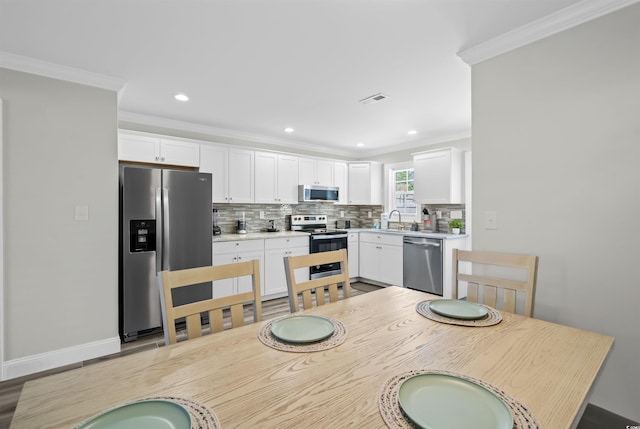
(2, 336), (121, 380)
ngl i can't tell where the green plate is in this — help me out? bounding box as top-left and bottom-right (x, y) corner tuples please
(398, 374), (513, 429)
(428, 299), (488, 320)
(77, 400), (191, 429)
(271, 315), (335, 343)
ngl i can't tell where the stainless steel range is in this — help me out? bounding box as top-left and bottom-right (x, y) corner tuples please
(290, 214), (348, 279)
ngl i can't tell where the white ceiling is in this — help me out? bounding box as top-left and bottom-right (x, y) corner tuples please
(0, 0), (625, 157)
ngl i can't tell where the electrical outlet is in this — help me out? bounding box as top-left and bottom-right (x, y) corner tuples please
(259, 211), (265, 219)
(368, 211), (372, 218)
(484, 211), (498, 230)
(340, 211), (345, 218)
(450, 210), (462, 219)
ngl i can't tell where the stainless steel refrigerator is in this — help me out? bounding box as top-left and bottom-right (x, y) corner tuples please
(119, 165), (212, 342)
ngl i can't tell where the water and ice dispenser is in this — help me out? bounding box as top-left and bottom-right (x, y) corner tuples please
(129, 220), (156, 252)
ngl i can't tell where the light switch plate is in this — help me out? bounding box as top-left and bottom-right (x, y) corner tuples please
(75, 205), (89, 221)
(484, 211), (498, 230)
(259, 211), (265, 219)
(450, 210), (462, 219)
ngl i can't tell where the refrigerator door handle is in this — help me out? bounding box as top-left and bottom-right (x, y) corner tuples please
(162, 187), (170, 271)
(155, 187), (163, 274)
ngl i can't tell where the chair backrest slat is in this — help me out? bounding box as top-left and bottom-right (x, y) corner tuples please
(159, 259), (262, 345)
(284, 249), (351, 312)
(453, 249), (538, 317)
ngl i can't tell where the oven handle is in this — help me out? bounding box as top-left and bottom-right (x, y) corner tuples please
(310, 233), (349, 240)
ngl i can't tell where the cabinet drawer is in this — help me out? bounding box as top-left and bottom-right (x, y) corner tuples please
(213, 239), (264, 254)
(264, 236), (309, 250)
(359, 232), (403, 247)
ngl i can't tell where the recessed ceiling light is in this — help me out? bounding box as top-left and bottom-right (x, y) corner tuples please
(356, 143), (365, 147)
(408, 130), (418, 135)
(174, 93), (189, 102)
(284, 127), (294, 133)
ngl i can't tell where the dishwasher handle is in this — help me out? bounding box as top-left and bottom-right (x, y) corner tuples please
(403, 237), (441, 247)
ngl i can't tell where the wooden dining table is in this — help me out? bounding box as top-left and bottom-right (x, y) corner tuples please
(11, 286), (613, 429)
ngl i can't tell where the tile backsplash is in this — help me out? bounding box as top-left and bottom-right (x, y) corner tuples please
(212, 203), (464, 235)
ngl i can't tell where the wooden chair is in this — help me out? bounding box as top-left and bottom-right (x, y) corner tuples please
(283, 249), (351, 312)
(452, 249), (538, 317)
(159, 259), (262, 345)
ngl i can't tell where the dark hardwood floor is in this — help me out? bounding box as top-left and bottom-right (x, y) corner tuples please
(0, 282), (379, 428)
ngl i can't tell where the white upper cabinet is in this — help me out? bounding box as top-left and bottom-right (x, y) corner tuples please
(413, 148), (463, 204)
(254, 152), (299, 204)
(298, 157), (334, 186)
(118, 131), (200, 167)
(334, 162), (349, 205)
(200, 144), (254, 203)
(348, 162), (382, 205)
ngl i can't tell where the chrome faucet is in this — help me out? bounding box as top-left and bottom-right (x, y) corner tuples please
(388, 209), (402, 230)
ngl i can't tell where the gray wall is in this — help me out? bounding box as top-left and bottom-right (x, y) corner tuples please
(0, 69), (119, 361)
(471, 4), (640, 421)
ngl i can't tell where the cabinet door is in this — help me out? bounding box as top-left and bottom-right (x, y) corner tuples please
(298, 158), (317, 185)
(160, 139), (200, 167)
(379, 245), (403, 285)
(347, 233), (359, 277)
(254, 151), (277, 203)
(413, 148), (462, 204)
(316, 160), (334, 186)
(359, 241), (379, 280)
(118, 133), (160, 163)
(236, 250), (264, 294)
(348, 163), (371, 204)
(228, 149), (254, 203)
(200, 145), (228, 203)
(211, 252), (236, 298)
(276, 154), (299, 203)
(334, 162), (349, 205)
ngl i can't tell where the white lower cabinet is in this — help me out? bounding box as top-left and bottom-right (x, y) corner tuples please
(347, 232), (359, 278)
(264, 236), (309, 298)
(358, 232), (403, 285)
(212, 240), (265, 298)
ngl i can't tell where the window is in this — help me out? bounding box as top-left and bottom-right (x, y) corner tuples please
(394, 168), (415, 215)
(385, 162), (417, 220)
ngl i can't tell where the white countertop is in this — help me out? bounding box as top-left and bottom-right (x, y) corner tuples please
(212, 230), (309, 242)
(349, 228), (468, 239)
(212, 229), (467, 242)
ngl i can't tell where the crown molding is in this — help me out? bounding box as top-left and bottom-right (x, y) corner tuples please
(458, 0), (640, 65)
(118, 111), (358, 159)
(0, 51), (126, 94)
(358, 130), (471, 158)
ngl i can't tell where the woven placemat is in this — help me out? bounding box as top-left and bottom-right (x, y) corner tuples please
(416, 300), (502, 327)
(258, 316), (347, 352)
(379, 369), (541, 429)
(74, 396), (220, 429)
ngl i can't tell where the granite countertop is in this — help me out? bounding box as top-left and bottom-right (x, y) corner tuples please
(349, 228), (469, 240)
(212, 230), (310, 242)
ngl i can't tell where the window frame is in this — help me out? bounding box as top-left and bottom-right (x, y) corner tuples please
(384, 161), (418, 222)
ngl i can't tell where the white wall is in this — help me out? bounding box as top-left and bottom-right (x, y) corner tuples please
(472, 4), (640, 421)
(0, 69), (120, 377)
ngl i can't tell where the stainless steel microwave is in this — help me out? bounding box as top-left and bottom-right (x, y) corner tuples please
(298, 184), (339, 203)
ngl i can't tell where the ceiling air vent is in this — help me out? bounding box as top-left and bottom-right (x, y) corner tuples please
(359, 93), (389, 105)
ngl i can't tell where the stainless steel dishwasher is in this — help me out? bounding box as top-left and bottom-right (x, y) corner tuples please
(403, 236), (443, 295)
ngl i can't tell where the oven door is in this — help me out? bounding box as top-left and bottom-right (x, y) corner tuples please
(309, 234), (348, 279)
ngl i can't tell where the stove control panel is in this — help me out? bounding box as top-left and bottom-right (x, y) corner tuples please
(291, 214), (327, 225)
